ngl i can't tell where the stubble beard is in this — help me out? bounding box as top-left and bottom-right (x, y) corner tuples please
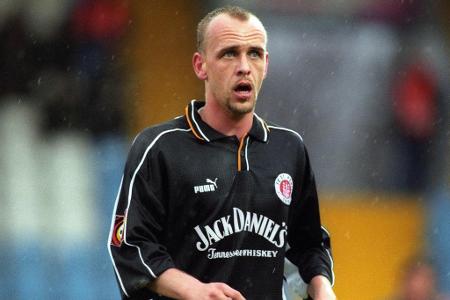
(225, 94), (257, 118)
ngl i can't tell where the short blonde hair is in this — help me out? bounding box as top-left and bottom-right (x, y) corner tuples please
(196, 6), (261, 52)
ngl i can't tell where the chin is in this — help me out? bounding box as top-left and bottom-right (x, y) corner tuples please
(228, 100), (255, 115)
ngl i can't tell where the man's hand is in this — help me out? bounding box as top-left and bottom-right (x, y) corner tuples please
(184, 282), (245, 300)
(149, 268), (245, 300)
(307, 275), (336, 300)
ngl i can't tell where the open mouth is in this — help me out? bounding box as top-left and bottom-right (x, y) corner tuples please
(233, 82), (253, 99)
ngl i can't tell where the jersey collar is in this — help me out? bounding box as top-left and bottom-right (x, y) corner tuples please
(184, 99), (269, 143)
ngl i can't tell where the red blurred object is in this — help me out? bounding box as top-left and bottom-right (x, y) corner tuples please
(71, 0), (129, 41)
(393, 60), (438, 141)
(359, 0), (422, 25)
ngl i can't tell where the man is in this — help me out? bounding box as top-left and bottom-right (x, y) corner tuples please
(108, 6), (335, 300)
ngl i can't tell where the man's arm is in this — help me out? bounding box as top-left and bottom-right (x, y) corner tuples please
(149, 268), (245, 300)
(108, 131), (178, 298)
(307, 275), (336, 300)
(286, 145), (335, 299)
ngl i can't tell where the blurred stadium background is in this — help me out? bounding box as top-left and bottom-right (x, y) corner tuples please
(0, 0), (449, 299)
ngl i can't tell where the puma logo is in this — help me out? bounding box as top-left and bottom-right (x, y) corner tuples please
(194, 178), (218, 194)
(206, 178), (218, 188)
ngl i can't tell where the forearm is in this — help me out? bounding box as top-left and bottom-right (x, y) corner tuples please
(307, 275), (336, 300)
(149, 268), (202, 299)
(148, 268), (245, 300)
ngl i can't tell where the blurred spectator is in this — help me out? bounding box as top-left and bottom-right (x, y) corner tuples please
(391, 257), (448, 300)
(391, 56), (439, 192)
(67, 0), (129, 136)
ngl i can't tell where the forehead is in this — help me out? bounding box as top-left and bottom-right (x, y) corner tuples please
(205, 14), (267, 50)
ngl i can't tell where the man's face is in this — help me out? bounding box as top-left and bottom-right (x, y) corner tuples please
(195, 14), (269, 117)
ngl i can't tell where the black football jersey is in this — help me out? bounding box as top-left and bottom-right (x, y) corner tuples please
(108, 100), (334, 299)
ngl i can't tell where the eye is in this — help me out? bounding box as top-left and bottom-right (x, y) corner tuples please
(248, 49), (262, 59)
(223, 50), (237, 58)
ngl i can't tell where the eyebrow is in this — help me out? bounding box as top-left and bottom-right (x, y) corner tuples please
(248, 46), (265, 53)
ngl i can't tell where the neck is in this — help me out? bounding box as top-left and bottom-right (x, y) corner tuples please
(199, 102), (253, 140)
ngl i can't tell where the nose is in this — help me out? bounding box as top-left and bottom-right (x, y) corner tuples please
(237, 55), (251, 76)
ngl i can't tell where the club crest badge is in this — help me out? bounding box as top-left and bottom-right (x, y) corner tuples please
(111, 215), (125, 247)
(274, 173), (293, 205)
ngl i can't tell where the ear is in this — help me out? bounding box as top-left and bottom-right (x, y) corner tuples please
(193, 52), (207, 80)
(263, 51), (269, 79)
